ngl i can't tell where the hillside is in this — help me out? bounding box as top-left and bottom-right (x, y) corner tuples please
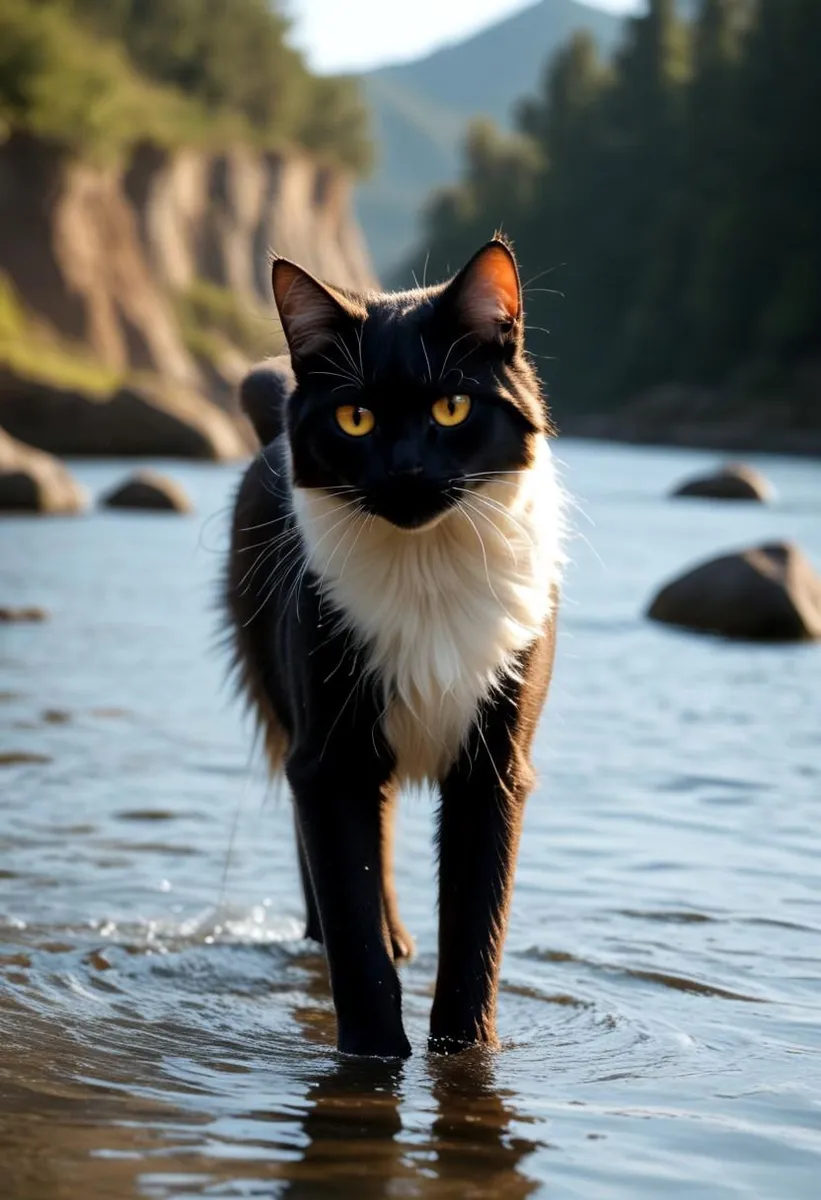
(357, 0), (622, 276)
(0, 0), (374, 460)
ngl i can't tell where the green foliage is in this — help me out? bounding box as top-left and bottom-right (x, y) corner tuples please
(173, 280), (275, 365)
(0, 273), (121, 393)
(0, 0), (205, 158)
(405, 0), (820, 417)
(0, 0), (371, 171)
(298, 75), (373, 176)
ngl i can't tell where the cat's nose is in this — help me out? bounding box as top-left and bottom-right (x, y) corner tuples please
(388, 463), (424, 479)
(387, 446), (424, 479)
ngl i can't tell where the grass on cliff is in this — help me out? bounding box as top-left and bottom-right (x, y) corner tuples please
(174, 281), (280, 367)
(0, 272), (281, 402)
(0, 274), (121, 395)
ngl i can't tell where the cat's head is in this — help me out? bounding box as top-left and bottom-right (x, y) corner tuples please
(272, 239), (549, 531)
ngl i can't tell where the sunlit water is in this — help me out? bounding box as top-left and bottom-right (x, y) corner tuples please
(1, 441), (820, 1199)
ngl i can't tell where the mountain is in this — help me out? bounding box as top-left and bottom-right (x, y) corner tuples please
(357, 0), (622, 277)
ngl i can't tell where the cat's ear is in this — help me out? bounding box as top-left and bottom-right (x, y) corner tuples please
(271, 258), (359, 363)
(443, 239), (522, 340)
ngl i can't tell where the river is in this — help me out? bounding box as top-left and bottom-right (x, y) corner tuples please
(1, 440), (820, 1198)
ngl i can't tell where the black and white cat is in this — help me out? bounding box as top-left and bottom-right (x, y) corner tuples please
(226, 239), (565, 1058)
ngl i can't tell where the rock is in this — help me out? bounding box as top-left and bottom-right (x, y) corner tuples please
(0, 133), (201, 387)
(0, 427), (86, 513)
(41, 709), (71, 723)
(0, 606), (49, 622)
(125, 143), (376, 306)
(102, 470), (192, 512)
(0, 369), (247, 460)
(671, 463), (773, 502)
(647, 541), (821, 641)
(0, 751), (52, 766)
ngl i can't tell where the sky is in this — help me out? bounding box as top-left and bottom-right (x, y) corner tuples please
(289, 0), (642, 74)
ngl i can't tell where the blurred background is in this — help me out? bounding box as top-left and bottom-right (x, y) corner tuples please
(0, 0), (817, 453)
(1, 3), (820, 1198)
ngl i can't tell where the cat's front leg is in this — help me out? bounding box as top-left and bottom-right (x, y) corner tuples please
(287, 746), (411, 1059)
(380, 782), (415, 961)
(295, 813), (322, 944)
(429, 739), (529, 1054)
(430, 632), (556, 1054)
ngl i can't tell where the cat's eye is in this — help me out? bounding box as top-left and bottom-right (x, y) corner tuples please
(336, 405), (375, 437)
(431, 395), (472, 428)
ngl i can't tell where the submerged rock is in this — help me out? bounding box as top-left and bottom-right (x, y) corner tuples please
(648, 541), (821, 641)
(0, 751), (52, 766)
(0, 606), (49, 622)
(0, 427), (85, 514)
(102, 470), (193, 512)
(671, 463), (773, 502)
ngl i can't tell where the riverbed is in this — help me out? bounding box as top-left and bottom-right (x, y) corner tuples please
(1, 441), (820, 1198)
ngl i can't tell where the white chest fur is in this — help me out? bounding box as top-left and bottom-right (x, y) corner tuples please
(292, 439), (565, 784)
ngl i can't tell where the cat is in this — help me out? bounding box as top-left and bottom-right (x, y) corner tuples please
(225, 238), (565, 1058)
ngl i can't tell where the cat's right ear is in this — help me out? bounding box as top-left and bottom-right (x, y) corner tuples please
(271, 258), (360, 364)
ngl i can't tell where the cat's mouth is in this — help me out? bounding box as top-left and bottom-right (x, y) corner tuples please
(362, 483), (459, 532)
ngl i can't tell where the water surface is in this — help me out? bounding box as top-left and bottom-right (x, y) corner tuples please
(1, 442), (820, 1198)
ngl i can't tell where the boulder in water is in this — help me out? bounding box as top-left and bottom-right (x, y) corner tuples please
(647, 541), (821, 641)
(671, 463), (773, 502)
(102, 470), (193, 512)
(0, 427), (86, 514)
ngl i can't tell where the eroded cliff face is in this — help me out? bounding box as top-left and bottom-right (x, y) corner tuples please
(125, 142), (375, 307)
(0, 133), (375, 442)
(0, 134), (199, 388)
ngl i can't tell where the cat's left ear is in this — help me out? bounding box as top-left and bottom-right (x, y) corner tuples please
(443, 239), (522, 341)
(271, 257), (362, 364)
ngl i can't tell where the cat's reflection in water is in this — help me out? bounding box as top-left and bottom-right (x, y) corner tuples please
(425, 1051), (540, 1199)
(285, 964), (540, 1198)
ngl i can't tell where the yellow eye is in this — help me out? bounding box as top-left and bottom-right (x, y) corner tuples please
(336, 405), (375, 437)
(432, 395), (472, 428)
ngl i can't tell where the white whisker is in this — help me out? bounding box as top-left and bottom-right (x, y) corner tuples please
(438, 331), (475, 381)
(453, 500), (511, 619)
(457, 488), (535, 549)
(454, 493), (517, 565)
(311, 367), (361, 388)
(420, 334), (432, 384)
(330, 333), (362, 382)
(355, 325), (366, 384)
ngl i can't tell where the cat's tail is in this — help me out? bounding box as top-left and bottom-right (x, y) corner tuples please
(239, 355), (295, 446)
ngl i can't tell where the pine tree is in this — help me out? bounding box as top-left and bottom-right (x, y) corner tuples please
(404, 0), (821, 421)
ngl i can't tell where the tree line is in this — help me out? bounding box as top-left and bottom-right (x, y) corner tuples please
(402, 0), (821, 419)
(0, 0), (371, 172)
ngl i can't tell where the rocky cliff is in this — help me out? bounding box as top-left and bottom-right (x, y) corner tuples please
(0, 133), (375, 457)
(125, 142), (374, 308)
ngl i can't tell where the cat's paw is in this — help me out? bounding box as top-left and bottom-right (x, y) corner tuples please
(389, 923), (415, 962)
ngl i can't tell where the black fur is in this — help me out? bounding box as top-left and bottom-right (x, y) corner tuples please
(224, 240), (558, 1057)
(239, 355), (294, 445)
